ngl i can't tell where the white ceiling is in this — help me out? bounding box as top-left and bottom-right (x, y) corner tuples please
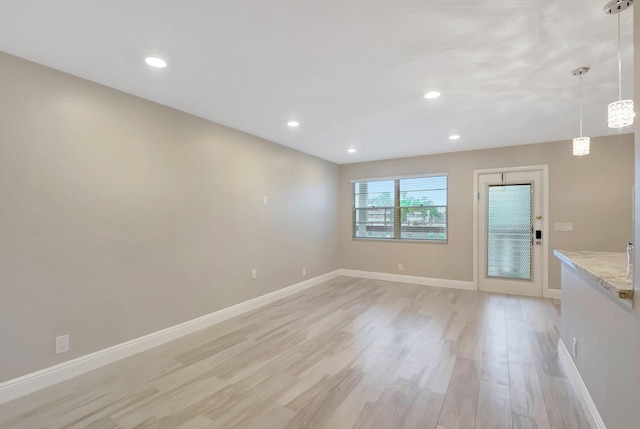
(0, 0), (634, 164)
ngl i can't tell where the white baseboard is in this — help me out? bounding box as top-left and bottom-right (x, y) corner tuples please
(0, 270), (341, 405)
(338, 269), (476, 291)
(544, 288), (562, 300)
(557, 339), (606, 429)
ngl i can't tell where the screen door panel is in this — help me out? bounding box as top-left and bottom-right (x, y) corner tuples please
(487, 184), (532, 280)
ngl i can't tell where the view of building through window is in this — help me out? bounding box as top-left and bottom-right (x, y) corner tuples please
(353, 175), (447, 241)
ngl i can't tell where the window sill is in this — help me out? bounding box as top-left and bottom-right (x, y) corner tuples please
(351, 237), (448, 244)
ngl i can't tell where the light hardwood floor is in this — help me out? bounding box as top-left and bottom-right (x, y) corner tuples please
(0, 277), (595, 429)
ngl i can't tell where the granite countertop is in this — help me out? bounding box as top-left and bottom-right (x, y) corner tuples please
(554, 250), (634, 301)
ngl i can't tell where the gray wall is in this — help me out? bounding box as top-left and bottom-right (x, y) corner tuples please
(339, 135), (634, 290)
(0, 52), (339, 383)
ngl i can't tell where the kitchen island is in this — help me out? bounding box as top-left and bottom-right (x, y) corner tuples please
(554, 250), (633, 305)
(554, 249), (637, 429)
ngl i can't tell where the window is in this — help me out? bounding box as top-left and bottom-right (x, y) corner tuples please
(353, 174), (447, 241)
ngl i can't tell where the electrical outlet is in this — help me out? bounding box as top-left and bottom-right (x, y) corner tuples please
(262, 195), (268, 206)
(251, 269), (257, 280)
(55, 335), (69, 354)
(302, 267), (307, 277)
(572, 337), (578, 358)
(398, 263), (404, 272)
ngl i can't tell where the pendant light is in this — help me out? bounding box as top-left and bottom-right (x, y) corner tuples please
(604, 0), (634, 128)
(571, 67), (591, 156)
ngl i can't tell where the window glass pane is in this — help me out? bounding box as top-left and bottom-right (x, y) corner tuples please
(487, 184), (532, 279)
(354, 208), (394, 239)
(399, 176), (447, 240)
(354, 180), (394, 208)
(400, 207), (447, 240)
(399, 176), (447, 206)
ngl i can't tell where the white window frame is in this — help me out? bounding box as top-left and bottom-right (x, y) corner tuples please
(351, 173), (448, 242)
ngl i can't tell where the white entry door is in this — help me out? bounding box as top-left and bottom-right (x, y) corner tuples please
(477, 167), (546, 297)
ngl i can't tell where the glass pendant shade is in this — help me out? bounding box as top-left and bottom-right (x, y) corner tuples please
(573, 137), (590, 156)
(571, 66), (590, 156)
(605, 0), (634, 128)
(607, 99), (635, 128)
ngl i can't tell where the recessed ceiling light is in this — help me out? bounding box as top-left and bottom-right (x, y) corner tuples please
(424, 91), (441, 99)
(449, 134), (461, 140)
(145, 57), (167, 68)
(287, 121), (299, 127)
(347, 148), (357, 153)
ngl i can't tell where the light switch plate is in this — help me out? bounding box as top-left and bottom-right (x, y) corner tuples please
(554, 222), (574, 232)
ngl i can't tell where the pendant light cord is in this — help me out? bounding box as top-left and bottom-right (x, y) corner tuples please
(618, 12), (622, 101)
(579, 73), (583, 137)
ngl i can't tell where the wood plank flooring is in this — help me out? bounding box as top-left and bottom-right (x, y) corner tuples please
(0, 277), (595, 429)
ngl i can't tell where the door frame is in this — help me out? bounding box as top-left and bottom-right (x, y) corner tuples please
(473, 165), (553, 298)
